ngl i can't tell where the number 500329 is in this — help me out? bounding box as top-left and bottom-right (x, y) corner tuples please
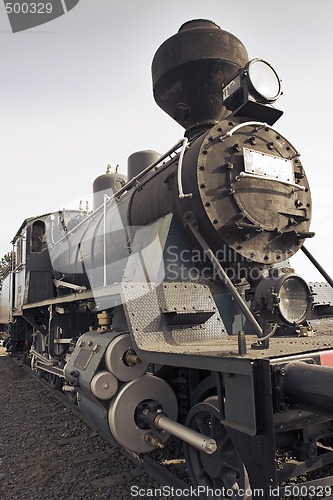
(5, 3), (53, 14)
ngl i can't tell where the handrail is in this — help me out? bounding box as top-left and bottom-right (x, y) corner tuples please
(177, 137), (192, 199)
(220, 120), (300, 157)
(236, 171), (306, 191)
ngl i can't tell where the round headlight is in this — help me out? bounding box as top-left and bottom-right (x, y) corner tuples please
(247, 59), (281, 102)
(255, 273), (312, 326)
(278, 275), (311, 325)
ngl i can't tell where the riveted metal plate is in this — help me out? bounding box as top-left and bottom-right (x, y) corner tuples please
(122, 281), (333, 362)
(122, 282), (227, 354)
(310, 282), (333, 306)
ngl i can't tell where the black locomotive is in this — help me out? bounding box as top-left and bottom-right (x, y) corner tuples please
(1, 19), (333, 499)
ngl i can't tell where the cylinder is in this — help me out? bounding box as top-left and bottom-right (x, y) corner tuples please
(281, 362), (333, 415)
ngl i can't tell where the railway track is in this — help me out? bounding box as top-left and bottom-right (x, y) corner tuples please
(0, 350), (190, 500)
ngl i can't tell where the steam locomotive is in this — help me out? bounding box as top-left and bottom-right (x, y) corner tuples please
(1, 19), (333, 498)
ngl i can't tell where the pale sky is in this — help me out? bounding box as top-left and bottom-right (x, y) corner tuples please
(0, 0), (332, 281)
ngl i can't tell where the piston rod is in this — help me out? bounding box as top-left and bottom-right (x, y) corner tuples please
(154, 413), (217, 455)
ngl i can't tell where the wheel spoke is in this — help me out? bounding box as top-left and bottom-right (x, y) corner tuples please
(216, 427), (231, 450)
(195, 414), (212, 436)
(48, 372), (62, 389)
(211, 412), (223, 435)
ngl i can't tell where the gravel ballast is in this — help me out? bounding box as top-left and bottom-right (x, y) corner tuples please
(0, 349), (161, 500)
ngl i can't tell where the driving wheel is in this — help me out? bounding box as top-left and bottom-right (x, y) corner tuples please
(184, 396), (251, 499)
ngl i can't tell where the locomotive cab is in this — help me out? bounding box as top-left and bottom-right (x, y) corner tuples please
(11, 215), (54, 313)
